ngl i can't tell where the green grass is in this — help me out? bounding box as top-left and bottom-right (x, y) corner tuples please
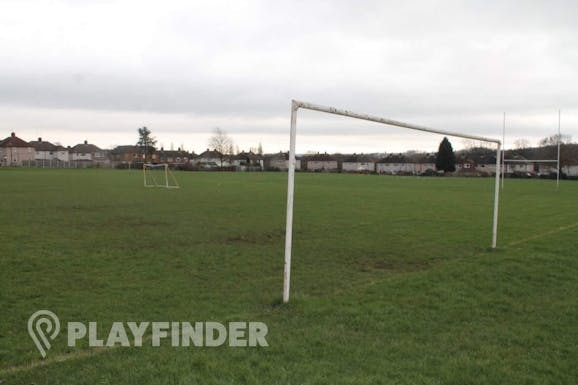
(0, 168), (577, 384)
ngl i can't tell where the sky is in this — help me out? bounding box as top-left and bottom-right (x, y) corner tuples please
(1, 0), (577, 154)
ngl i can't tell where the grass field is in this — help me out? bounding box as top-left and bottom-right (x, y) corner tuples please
(0, 168), (577, 384)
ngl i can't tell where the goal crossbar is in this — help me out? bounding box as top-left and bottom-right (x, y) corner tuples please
(503, 159), (557, 163)
(283, 100), (502, 303)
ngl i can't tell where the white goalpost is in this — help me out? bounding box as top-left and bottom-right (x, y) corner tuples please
(283, 100), (502, 303)
(143, 163), (180, 189)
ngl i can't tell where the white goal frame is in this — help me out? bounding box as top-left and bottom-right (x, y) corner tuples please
(143, 163), (180, 189)
(283, 100), (502, 303)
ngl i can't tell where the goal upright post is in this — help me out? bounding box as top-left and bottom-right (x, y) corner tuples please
(283, 100), (502, 303)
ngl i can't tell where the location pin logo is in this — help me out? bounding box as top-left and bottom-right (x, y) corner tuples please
(28, 310), (60, 358)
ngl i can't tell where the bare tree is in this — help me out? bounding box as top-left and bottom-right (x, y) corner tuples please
(538, 134), (572, 147)
(208, 128), (232, 153)
(513, 138), (530, 149)
(208, 127), (234, 167)
(462, 139), (492, 149)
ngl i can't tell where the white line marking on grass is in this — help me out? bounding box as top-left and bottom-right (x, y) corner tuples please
(0, 343), (125, 376)
(507, 221), (578, 247)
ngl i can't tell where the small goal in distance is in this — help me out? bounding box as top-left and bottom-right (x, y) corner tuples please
(282, 100), (502, 303)
(143, 163), (180, 189)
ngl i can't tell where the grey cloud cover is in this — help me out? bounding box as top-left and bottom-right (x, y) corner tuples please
(0, 0), (577, 151)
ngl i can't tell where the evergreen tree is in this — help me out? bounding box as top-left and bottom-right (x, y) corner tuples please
(435, 137), (456, 173)
(137, 126), (157, 158)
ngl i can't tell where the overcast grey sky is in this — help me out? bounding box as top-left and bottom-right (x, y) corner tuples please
(1, 0), (576, 153)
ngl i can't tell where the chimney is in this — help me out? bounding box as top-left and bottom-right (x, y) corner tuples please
(38, 137), (42, 142)
(84, 140), (88, 145)
(11, 132), (15, 137)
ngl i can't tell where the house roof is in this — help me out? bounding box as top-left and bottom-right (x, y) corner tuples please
(264, 151), (289, 160)
(1, 132), (33, 148)
(377, 154), (406, 163)
(29, 138), (57, 151)
(71, 141), (102, 153)
(158, 149), (190, 157)
(456, 147), (497, 164)
(304, 152), (336, 161)
(232, 151), (261, 160)
(343, 154), (376, 163)
(197, 149), (223, 158)
(110, 145), (139, 155)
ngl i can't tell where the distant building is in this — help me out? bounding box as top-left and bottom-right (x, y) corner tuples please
(304, 153), (339, 172)
(456, 148), (497, 176)
(231, 151), (263, 170)
(502, 155), (534, 175)
(110, 145), (141, 164)
(0, 132), (35, 166)
(341, 154), (375, 173)
(156, 148), (191, 164)
(563, 164), (578, 177)
(376, 153), (436, 175)
(70, 140), (108, 167)
(194, 149), (226, 168)
(264, 152), (301, 171)
(28, 137), (69, 165)
(29, 137), (56, 161)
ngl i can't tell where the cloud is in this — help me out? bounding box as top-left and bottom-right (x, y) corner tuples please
(0, 0), (577, 151)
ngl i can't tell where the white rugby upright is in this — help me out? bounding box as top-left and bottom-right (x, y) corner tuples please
(283, 100), (502, 303)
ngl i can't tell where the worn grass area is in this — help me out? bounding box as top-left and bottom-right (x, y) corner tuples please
(0, 168), (576, 384)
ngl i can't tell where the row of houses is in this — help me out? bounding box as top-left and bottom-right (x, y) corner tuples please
(2, 132), (577, 176)
(0, 133), (109, 167)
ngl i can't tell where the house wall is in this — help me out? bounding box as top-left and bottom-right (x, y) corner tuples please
(537, 164), (558, 174)
(34, 150), (55, 161)
(342, 162), (375, 172)
(307, 160), (338, 171)
(563, 165), (578, 177)
(71, 152), (93, 161)
(504, 163), (533, 173)
(476, 163), (497, 174)
(195, 157), (223, 166)
(456, 163), (475, 170)
(268, 159), (301, 171)
(55, 150), (69, 162)
(0, 147), (35, 166)
(70, 151), (109, 167)
(376, 163), (435, 174)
